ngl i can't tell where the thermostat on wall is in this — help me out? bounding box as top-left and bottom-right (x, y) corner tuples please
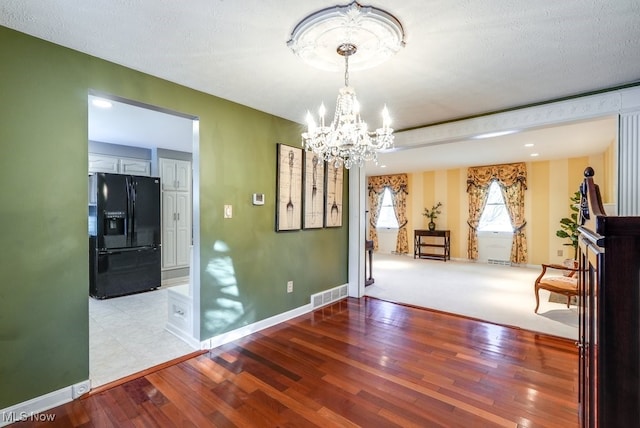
(252, 193), (265, 205)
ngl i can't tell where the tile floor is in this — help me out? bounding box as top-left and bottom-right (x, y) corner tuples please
(89, 284), (196, 387)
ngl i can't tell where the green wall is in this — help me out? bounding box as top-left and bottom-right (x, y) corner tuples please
(0, 26), (348, 409)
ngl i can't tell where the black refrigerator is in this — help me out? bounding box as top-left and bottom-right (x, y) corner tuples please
(89, 173), (161, 299)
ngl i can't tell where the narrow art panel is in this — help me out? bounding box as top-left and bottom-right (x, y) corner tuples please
(276, 144), (303, 231)
(324, 162), (344, 227)
(303, 151), (325, 229)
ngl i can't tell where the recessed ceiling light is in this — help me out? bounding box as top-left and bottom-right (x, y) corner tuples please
(91, 98), (112, 109)
(530, 153), (539, 157)
(471, 130), (518, 139)
(524, 143), (534, 147)
(380, 165), (387, 168)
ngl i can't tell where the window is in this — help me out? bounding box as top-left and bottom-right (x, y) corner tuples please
(376, 187), (399, 228)
(478, 181), (513, 232)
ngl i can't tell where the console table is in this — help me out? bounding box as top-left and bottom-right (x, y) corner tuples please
(414, 230), (450, 261)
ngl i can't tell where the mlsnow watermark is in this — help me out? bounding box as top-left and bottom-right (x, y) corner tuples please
(2, 411), (56, 423)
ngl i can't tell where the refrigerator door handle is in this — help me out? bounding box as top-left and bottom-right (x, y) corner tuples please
(99, 246), (158, 255)
(125, 176), (131, 243)
(130, 178), (136, 241)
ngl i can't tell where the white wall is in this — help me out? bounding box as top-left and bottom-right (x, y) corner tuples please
(376, 228), (398, 254)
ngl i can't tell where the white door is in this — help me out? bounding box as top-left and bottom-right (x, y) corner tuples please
(175, 160), (191, 192)
(160, 158), (177, 191)
(175, 192), (191, 267)
(162, 192), (177, 269)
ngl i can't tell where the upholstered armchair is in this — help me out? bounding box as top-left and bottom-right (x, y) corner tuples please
(534, 262), (579, 313)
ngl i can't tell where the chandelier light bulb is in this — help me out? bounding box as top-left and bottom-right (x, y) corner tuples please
(382, 105), (391, 129)
(318, 103), (326, 127)
(305, 110), (316, 133)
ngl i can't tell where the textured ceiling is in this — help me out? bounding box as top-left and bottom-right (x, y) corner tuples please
(2, 0), (639, 174)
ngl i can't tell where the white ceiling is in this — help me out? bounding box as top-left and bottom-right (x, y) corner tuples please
(88, 95), (195, 153)
(375, 116), (618, 173)
(3, 1), (638, 174)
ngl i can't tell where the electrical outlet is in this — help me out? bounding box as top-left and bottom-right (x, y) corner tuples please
(287, 280), (293, 293)
(557, 249), (563, 256)
(224, 205), (232, 218)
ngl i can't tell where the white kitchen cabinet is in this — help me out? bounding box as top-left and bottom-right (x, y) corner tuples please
(160, 158), (191, 192)
(120, 158), (151, 176)
(160, 158), (192, 270)
(89, 153), (150, 176)
(162, 191), (191, 269)
(88, 154), (119, 174)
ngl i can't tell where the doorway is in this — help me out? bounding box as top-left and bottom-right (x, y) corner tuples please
(87, 92), (200, 387)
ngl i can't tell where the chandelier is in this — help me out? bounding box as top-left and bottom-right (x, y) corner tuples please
(287, 2), (405, 169)
(302, 43), (393, 169)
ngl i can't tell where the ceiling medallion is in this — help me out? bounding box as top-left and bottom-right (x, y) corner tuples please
(287, 1), (406, 72)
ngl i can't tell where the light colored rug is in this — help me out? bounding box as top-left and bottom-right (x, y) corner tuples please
(365, 253), (578, 339)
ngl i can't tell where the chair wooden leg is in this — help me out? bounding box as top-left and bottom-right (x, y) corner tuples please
(566, 295), (571, 308)
(534, 286), (540, 313)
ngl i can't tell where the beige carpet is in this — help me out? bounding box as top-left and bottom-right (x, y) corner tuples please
(365, 253), (578, 339)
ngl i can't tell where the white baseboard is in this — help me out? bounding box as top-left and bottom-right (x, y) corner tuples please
(165, 323), (201, 349)
(161, 276), (189, 287)
(201, 303), (312, 349)
(0, 380), (89, 427)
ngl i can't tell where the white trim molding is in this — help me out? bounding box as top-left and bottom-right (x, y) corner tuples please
(200, 284), (349, 350)
(394, 88), (639, 149)
(0, 380), (89, 427)
(348, 166), (367, 298)
(619, 111), (640, 215)
(200, 301), (315, 350)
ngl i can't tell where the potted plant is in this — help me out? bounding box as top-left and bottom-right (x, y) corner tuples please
(556, 191), (581, 260)
(423, 202), (442, 231)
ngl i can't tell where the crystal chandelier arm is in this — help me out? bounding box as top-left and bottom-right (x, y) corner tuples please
(344, 51), (349, 87)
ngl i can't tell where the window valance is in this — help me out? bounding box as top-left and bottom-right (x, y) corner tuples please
(368, 173), (408, 195)
(466, 162), (527, 190)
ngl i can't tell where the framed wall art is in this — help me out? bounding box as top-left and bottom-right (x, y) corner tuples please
(303, 151), (325, 229)
(324, 162), (344, 227)
(276, 143), (303, 231)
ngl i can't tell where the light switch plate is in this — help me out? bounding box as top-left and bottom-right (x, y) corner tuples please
(224, 205), (232, 218)
(252, 193), (265, 205)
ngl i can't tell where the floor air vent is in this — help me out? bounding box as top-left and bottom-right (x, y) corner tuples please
(312, 294), (323, 308)
(487, 258), (511, 266)
(310, 284), (348, 309)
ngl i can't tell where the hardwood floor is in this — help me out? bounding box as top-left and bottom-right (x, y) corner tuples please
(13, 297), (578, 427)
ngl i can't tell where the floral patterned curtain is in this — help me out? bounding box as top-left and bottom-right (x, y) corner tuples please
(466, 184), (490, 260)
(367, 191), (385, 251)
(368, 174), (409, 253)
(389, 184), (409, 254)
(501, 181), (528, 263)
(466, 162), (527, 263)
